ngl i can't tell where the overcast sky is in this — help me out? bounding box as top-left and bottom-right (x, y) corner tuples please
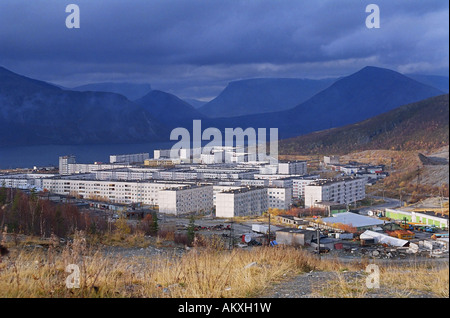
(0, 0), (448, 100)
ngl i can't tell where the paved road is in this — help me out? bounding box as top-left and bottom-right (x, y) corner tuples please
(358, 196), (401, 215)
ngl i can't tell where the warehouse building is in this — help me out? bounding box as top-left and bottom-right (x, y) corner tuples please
(321, 212), (386, 231)
(385, 208), (449, 229)
(276, 228), (316, 246)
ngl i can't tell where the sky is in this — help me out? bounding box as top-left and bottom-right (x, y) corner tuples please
(0, 0), (448, 101)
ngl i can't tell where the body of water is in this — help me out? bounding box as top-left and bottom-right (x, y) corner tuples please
(0, 142), (175, 169)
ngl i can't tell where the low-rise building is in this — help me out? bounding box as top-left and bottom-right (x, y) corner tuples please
(385, 208), (449, 229)
(276, 228), (316, 246)
(321, 212), (386, 231)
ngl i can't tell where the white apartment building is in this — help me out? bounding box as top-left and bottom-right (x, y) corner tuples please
(304, 177), (366, 208)
(109, 153), (149, 164)
(278, 161), (307, 175)
(151, 167), (257, 181)
(58, 156), (129, 175)
(259, 164), (279, 174)
(215, 187), (268, 218)
(201, 152), (224, 164)
(254, 174), (303, 186)
(158, 185), (214, 215)
(267, 187), (292, 210)
(323, 156), (340, 166)
(292, 176), (320, 199)
(0, 174), (56, 190)
(42, 178), (190, 206)
(94, 168), (158, 181)
(213, 185), (242, 206)
(258, 161), (307, 175)
(59, 155), (76, 175)
(154, 149), (172, 159)
(238, 179), (269, 187)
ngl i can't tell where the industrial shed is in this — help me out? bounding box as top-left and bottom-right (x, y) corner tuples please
(360, 230), (410, 247)
(275, 228), (316, 246)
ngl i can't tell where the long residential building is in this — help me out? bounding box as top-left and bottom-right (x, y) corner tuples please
(278, 161), (307, 175)
(0, 174), (56, 190)
(41, 178), (196, 206)
(109, 153), (149, 164)
(59, 156), (129, 175)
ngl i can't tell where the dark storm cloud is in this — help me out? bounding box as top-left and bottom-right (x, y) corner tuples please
(0, 0), (448, 99)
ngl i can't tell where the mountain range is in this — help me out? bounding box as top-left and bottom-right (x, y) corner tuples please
(135, 90), (206, 129)
(0, 66), (164, 146)
(279, 94), (449, 155)
(203, 66), (445, 139)
(72, 82), (152, 100)
(0, 65), (447, 149)
(198, 77), (336, 117)
(405, 74), (449, 94)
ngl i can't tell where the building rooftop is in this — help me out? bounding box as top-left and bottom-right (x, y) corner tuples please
(309, 176), (364, 186)
(218, 186), (265, 194)
(321, 212), (386, 228)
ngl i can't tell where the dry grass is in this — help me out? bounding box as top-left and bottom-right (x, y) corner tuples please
(314, 263), (449, 298)
(2, 232), (447, 298)
(0, 232), (346, 298)
(380, 264), (449, 298)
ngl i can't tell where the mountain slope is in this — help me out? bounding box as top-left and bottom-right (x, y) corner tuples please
(184, 98), (207, 109)
(198, 77), (336, 118)
(0, 66), (165, 147)
(405, 74), (449, 93)
(72, 82), (152, 100)
(206, 66), (445, 140)
(135, 90), (207, 129)
(279, 94), (449, 155)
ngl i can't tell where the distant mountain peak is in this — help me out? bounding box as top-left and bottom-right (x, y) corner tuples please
(198, 77), (337, 118)
(72, 82), (152, 100)
(135, 89), (206, 129)
(0, 67), (165, 146)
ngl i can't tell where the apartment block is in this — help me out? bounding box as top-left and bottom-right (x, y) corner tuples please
(292, 175), (320, 199)
(278, 161), (307, 175)
(59, 155), (76, 175)
(158, 185), (214, 215)
(267, 187), (292, 210)
(42, 178), (190, 206)
(0, 174), (56, 190)
(304, 177), (366, 208)
(215, 187), (268, 218)
(109, 153), (149, 164)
